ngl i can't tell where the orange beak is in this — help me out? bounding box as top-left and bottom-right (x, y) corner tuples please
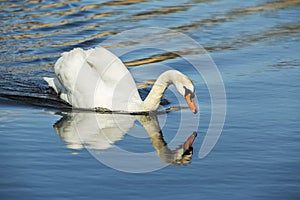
(185, 93), (198, 114)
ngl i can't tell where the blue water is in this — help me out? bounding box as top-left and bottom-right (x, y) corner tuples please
(1, 0), (300, 199)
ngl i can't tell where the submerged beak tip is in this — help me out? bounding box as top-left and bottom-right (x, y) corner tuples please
(193, 132), (198, 137)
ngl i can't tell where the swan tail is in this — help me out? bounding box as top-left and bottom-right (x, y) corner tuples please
(43, 77), (59, 93)
(43, 77), (69, 103)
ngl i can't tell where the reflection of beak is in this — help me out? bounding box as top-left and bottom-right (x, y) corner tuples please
(183, 132), (197, 152)
(172, 132), (197, 166)
(185, 93), (198, 114)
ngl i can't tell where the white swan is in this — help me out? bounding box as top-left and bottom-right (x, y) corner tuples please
(44, 46), (197, 113)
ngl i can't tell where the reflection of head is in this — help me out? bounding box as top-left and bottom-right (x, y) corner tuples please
(158, 145), (193, 166)
(151, 132), (197, 166)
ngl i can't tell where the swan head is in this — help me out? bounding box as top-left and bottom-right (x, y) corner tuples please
(142, 70), (198, 113)
(172, 71), (198, 114)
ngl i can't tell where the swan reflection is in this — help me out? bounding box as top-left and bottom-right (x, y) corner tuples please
(54, 112), (197, 166)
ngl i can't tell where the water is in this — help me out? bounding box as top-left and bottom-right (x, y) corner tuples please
(1, 0), (300, 199)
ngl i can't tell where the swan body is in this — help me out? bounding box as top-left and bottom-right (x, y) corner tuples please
(44, 46), (197, 113)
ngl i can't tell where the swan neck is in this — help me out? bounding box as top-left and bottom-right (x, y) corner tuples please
(142, 72), (173, 111)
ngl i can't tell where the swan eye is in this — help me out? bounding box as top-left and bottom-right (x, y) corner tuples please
(190, 92), (195, 99)
(183, 86), (194, 100)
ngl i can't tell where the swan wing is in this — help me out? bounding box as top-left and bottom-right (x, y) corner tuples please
(50, 48), (100, 107)
(85, 46), (142, 110)
(85, 46), (129, 82)
(43, 77), (69, 103)
(46, 47), (142, 110)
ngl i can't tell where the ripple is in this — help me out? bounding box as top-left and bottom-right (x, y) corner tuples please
(21, 0), (149, 20)
(51, 31), (117, 47)
(132, 6), (188, 19)
(173, 0), (300, 32)
(229, 0), (300, 15)
(0, 0), (41, 9)
(12, 0), (79, 13)
(205, 21), (300, 52)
